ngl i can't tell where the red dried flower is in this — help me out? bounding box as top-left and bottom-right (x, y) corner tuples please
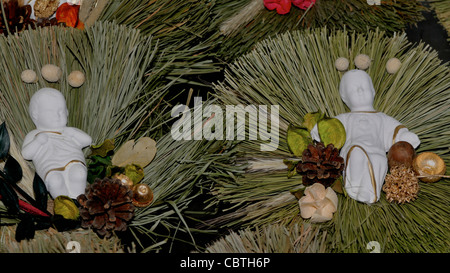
(55, 3), (84, 29)
(292, 0), (316, 10)
(264, 0), (292, 15)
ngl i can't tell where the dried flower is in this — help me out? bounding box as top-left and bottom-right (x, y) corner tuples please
(382, 165), (419, 204)
(299, 183), (338, 223)
(264, 0), (315, 14)
(292, 0), (316, 10)
(264, 0), (292, 15)
(21, 70), (38, 83)
(56, 2), (84, 29)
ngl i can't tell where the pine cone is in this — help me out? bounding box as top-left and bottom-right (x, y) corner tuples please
(77, 177), (135, 238)
(0, 0), (34, 35)
(296, 142), (344, 187)
(382, 165), (419, 204)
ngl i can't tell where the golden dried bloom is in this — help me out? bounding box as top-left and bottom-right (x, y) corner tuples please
(383, 165), (419, 204)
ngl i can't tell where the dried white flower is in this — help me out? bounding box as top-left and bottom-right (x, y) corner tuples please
(21, 69), (37, 83)
(68, 70), (86, 88)
(386, 58), (402, 74)
(299, 183), (338, 223)
(354, 54), (371, 70)
(41, 64), (62, 82)
(335, 57), (349, 72)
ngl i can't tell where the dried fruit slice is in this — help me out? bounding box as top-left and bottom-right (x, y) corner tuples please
(317, 117), (346, 149)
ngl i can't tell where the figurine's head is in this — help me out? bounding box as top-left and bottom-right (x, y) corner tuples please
(29, 88), (68, 130)
(339, 70), (376, 111)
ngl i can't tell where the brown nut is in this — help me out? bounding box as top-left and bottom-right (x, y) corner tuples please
(132, 184), (153, 207)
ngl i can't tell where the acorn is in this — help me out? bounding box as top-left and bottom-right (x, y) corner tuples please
(132, 184), (153, 207)
(413, 152), (446, 183)
(112, 173), (134, 189)
(387, 141), (415, 168)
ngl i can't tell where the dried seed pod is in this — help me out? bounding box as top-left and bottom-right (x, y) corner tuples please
(132, 183), (153, 208)
(34, 0), (60, 18)
(413, 152), (446, 183)
(383, 165), (419, 204)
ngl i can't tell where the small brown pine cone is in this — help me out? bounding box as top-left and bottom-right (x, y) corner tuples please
(296, 142), (344, 187)
(77, 177), (135, 238)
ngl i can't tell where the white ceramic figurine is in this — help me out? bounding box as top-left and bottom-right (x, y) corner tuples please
(312, 70), (420, 203)
(22, 88), (92, 199)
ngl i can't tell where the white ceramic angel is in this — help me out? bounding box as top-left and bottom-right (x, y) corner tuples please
(312, 70), (420, 203)
(22, 88), (92, 199)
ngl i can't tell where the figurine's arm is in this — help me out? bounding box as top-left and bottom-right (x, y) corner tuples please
(383, 114), (420, 150)
(64, 127), (92, 148)
(21, 132), (48, 160)
(395, 128), (420, 149)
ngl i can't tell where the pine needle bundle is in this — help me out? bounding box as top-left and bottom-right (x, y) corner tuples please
(213, 0), (426, 62)
(430, 0), (450, 38)
(98, 0), (223, 82)
(0, 225), (134, 253)
(208, 28), (450, 252)
(204, 223), (328, 253)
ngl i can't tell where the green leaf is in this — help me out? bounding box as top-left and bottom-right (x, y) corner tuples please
(87, 155), (113, 183)
(33, 173), (48, 212)
(0, 122), (10, 160)
(54, 196), (80, 220)
(15, 214), (36, 242)
(317, 117), (346, 149)
(283, 159), (300, 178)
(302, 111), (324, 132)
(289, 188), (305, 200)
(111, 137), (157, 168)
(0, 175), (19, 214)
(287, 125), (312, 157)
(124, 164), (144, 184)
(90, 139), (115, 157)
(3, 155), (23, 184)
